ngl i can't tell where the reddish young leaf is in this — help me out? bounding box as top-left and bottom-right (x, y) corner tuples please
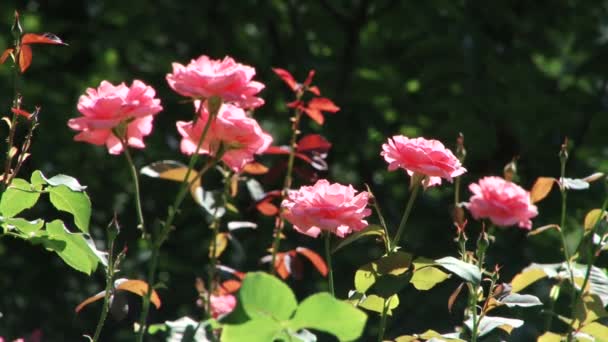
(274, 253), (291, 279)
(286, 100), (304, 109)
(294, 152), (313, 164)
(297, 134), (332, 153)
(242, 162), (269, 175)
(303, 108), (324, 125)
(21, 33), (66, 45)
(115, 279), (161, 309)
(307, 86), (321, 96)
(11, 107), (32, 119)
(264, 146), (291, 155)
(273, 68), (298, 91)
(303, 70), (316, 87)
(296, 247), (328, 276)
(0, 48), (13, 64)
(256, 200), (279, 216)
(217, 279), (241, 295)
(75, 291), (106, 313)
(307, 97), (340, 113)
(530, 177), (556, 203)
(448, 282), (465, 313)
(18, 45), (32, 73)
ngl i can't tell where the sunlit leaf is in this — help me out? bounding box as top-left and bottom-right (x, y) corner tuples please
(218, 280), (242, 295)
(573, 293), (607, 327)
(0, 48), (13, 64)
(0, 178), (41, 217)
(4, 217), (44, 235)
(209, 233), (229, 258)
(43, 174), (87, 191)
(355, 252), (412, 293)
(256, 200), (279, 216)
(18, 45), (32, 72)
(242, 162), (268, 175)
(48, 184), (91, 233)
(580, 322), (608, 340)
(297, 134), (332, 153)
(227, 221), (257, 231)
(560, 177), (590, 190)
(584, 209), (606, 232)
(222, 315), (282, 342)
(497, 293), (542, 308)
(21, 33), (66, 45)
(410, 257), (449, 291)
(530, 177), (555, 203)
(303, 107), (324, 125)
(272, 67), (297, 91)
(358, 294), (399, 316)
(239, 272), (297, 320)
(44, 220), (99, 274)
(537, 332), (564, 342)
(435, 256), (481, 285)
(115, 279), (161, 309)
(141, 160), (200, 203)
(464, 315), (523, 337)
(511, 268), (548, 293)
(332, 224), (385, 253)
(296, 247), (328, 276)
(307, 98), (340, 113)
(75, 290), (106, 313)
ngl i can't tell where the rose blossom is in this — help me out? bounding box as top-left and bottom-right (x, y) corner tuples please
(209, 293), (237, 319)
(281, 179), (371, 238)
(166, 55), (264, 108)
(68, 80), (162, 155)
(381, 135), (466, 187)
(467, 176), (538, 229)
(176, 102), (272, 172)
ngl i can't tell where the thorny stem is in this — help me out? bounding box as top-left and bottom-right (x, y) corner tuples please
(324, 231), (335, 296)
(121, 140), (146, 235)
(136, 99), (219, 342)
(391, 177), (422, 252)
(3, 49), (21, 190)
(92, 230), (117, 342)
(270, 104), (304, 273)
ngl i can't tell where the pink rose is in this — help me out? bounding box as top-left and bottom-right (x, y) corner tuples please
(467, 176), (538, 229)
(176, 103), (272, 172)
(68, 80), (162, 155)
(166, 55), (264, 108)
(210, 294), (237, 319)
(281, 179), (371, 238)
(381, 135), (466, 187)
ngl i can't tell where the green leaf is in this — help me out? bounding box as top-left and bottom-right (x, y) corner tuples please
(44, 174), (87, 192)
(580, 322), (608, 340)
(4, 217), (44, 235)
(0, 178), (40, 217)
(44, 220), (100, 274)
(435, 256), (481, 285)
(162, 316), (209, 341)
(354, 252), (412, 293)
(464, 315), (523, 337)
(30, 170), (47, 187)
(410, 257), (449, 291)
(288, 293), (367, 341)
(221, 316), (282, 342)
(239, 272), (297, 321)
(48, 185), (91, 233)
(332, 224), (386, 253)
(358, 294), (399, 316)
(510, 268), (548, 293)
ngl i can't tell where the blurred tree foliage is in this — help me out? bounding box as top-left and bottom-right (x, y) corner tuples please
(1, 0), (608, 340)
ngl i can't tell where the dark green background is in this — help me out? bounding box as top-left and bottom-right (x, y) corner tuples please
(0, 0), (607, 340)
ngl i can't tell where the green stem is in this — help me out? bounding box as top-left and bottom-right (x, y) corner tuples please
(469, 283), (479, 342)
(92, 235), (116, 342)
(377, 298), (389, 342)
(122, 143), (145, 235)
(3, 54), (20, 190)
(270, 110), (303, 273)
(136, 100), (218, 342)
(370, 188), (391, 253)
(391, 178), (421, 252)
(325, 232), (335, 296)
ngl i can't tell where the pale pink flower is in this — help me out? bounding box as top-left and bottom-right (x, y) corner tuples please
(467, 176), (538, 229)
(166, 55), (264, 108)
(68, 80), (162, 155)
(381, 135), (466, 187)
(210, 294), (237, 319)
(281, 179), (371, 238)
(176, 103), (272, 172)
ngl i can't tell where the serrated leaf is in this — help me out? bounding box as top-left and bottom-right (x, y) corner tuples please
(288, 293), (367, 341)
(410, 257), (449, 291)
(44, 220), (99, 274)
(332, 224), (385, 253)
(435, 256), (481, 285)
(48, 185), (91, 233)
(530, 177), (556, 203)
(239, 272), (297, 321)
(43, 174), (87, 191)
(0, 178), (40, 217)
(358, 293), (399, 316)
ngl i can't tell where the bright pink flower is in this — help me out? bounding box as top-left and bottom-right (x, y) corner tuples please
(281, 179), (371, 238)
(467, 176), (538, 229)
(381, 135), (466, 187)
(176, 103), (272, 172)
(166, 55), (264, 108)
(68, 80), (162, 155)
(210, 294), (237, 319)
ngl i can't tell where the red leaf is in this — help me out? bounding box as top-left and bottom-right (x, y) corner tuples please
(256, 200), (279, 216)
(308, 97), (340, 113)
(264, 146), (291, 155)
(18, 45), (32, 73)
(274, 253), (291, 279)
(297, 134), (332, 153)
(242, 162), (269, 175)
(303, 70), (315, 87)
(218, 280), (241, 295)
(287, 100), (304, 109)
(75, 291), (106, 313)
(116, 279), (162, 309)
(11, 107), (32, 119)
(294, 152), (313, 164)
(303, 108), (324, 125)
(307, 86), (321, 96)
(296, 247), (328, 276)
(21, 33), (66, 45)
(0, 48), (13, 64)
(273, 67), (298, 91)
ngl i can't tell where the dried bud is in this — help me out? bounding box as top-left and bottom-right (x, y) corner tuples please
(456, 132), (466, 162)
(503, 157), (518, 182)
(11, 11), (22, 40)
